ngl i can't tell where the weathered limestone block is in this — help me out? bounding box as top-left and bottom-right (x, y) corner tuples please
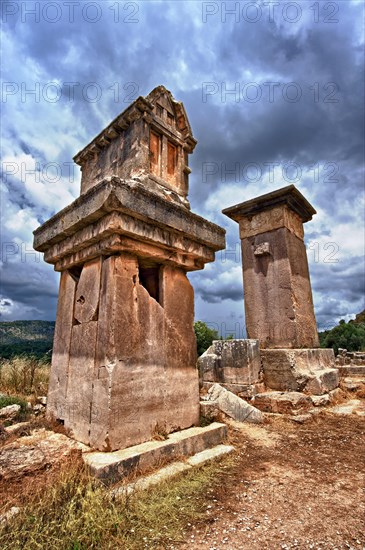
(47, 270), (76, 420)
(65, 321), (98, 443)
(198, 339), (261, 387)
(261, 348), (339, 395)
(207, 383), (263, 423)
(253, 391), (313, 415)
(87, 255), (199, 451)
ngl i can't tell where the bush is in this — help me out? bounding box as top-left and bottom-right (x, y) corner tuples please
(194, 321), (219, 357)
(319, 319), (365, 354)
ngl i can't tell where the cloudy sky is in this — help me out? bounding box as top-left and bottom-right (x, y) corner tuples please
(1, 0), (364, 334)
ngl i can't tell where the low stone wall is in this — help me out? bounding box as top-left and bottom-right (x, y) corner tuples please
(336, 349), (365, 366)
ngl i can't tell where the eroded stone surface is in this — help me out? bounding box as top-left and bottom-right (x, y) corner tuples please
(253, 391), (313, 415)
(261, 348), (339, 395)
(0, 429), (89, 481)
(198, 339), (261, 386)
(207, 383), (263, 423)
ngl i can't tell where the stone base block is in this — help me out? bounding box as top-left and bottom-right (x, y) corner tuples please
(253, 391), (313, 415)
(261, 348), (339, 395)
(83, 422), (227, 484)
(198, 339), (261, 386)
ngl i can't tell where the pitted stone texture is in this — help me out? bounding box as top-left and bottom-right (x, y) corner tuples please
(198, 339), (261, 386)
(241, 227), (319, 349)
(74, 258), (101, 323)
(47, 270), (76, 421)
(207, 383), (263, 424)
(253, 391), (313, 415)
(261, 348), (339, 395)
(51, 253), (200, 451)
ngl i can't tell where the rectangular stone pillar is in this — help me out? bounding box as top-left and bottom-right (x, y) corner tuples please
(223, 185), (319, 349)
(33, 86), (226, 451)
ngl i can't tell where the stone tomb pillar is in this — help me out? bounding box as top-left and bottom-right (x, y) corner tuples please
(34, 86), (226, 450)
(223, 185), (319, 349)
(223, 186), (338, 396)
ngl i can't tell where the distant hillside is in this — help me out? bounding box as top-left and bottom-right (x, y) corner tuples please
(349, 310), (365, 325)
(0, 320), (55, 359)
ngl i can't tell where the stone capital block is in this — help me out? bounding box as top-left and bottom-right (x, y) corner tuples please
(223, 185), (319, 349)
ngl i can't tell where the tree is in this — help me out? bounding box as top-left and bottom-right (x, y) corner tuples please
(319, 316), (365, 354)
(194, 321), (219, 357)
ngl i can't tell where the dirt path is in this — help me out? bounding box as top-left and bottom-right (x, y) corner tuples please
(179, 413), (365, 550)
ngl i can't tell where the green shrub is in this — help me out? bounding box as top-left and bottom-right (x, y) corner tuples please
(194, 321), (219, 356)
(319, 319), (365, 354)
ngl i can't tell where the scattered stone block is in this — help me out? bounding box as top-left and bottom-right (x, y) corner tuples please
(207, 384), (263, 423)
(0, 404), (20, 420)
(310, 394), (330, 407)
(0, 506), (20, 526)
(198, 339), (261, 386)
(329, 399), (365, 417)
(200, 401), (220, 421)
(0, 429), (89, 481)
(253, 391), (313, 415)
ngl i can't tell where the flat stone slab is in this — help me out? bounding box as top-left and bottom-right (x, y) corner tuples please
(253, 391), (313, 415)
(111, 444), (234, 497)
(83, 422), (227, 483)
(206, 384), (263, 423)
(328, 399), (365, 417)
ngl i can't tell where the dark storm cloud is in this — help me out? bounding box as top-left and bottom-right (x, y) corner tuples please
(1, 0), (364, 324)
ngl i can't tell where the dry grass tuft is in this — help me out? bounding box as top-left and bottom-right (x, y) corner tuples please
(0, 451), (233, 550)
(0, 356), (50, 398)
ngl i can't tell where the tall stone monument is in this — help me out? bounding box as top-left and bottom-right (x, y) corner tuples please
(223, 186), (338, 395)
(33, 86), (225, 451)
(223, 185), (319, 349)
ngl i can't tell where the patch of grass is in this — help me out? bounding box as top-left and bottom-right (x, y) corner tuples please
(0, 452), (234, 550)
(0, 355), (49, 398)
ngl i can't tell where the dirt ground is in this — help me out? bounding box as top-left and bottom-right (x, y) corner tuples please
(179, 412), (365, 550)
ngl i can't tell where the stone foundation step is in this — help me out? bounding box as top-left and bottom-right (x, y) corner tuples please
(83, 422), (227, 484)
(337, 365), (365, 377)
(111, 444), (235, 497)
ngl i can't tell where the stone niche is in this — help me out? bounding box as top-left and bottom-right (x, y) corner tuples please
(33, 86), (226, 451)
